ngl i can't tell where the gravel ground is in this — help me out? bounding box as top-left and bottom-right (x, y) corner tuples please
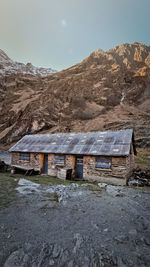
(0, 179), (150, 267)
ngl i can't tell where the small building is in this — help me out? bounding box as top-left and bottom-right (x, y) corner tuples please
(9, 129), (136, 185)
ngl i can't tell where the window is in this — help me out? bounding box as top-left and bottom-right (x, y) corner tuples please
(95, 157), (111, 170)
(54, 155), (65, 166)
(19, 152), (30, 161)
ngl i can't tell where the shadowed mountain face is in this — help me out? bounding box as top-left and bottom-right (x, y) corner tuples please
(0, 43), (150, 148)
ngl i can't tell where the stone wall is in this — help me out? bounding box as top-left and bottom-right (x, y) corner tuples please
(83, 155), (131, 184)
(126, 151), (135, 178)
(47, 154), (76, 178)
(66, 155), (76, 175)
(11, 152), (40, 171)
(11, 153), (76, 177)
(47, 154), (57, 176)
(11, 152), (135, 184)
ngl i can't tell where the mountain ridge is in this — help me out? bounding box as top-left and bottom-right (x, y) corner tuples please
(0, 48), (56, 77)
(0, 42), (150, 148)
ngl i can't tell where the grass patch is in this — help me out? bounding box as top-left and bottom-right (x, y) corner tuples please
(0, 172), (19, 209)
(0, 172), (88, 208)
(135, 148), (150, 168)
(0, 170), (101, 209)
(28, 175), (73, 185)
(26, 175), (87, 186)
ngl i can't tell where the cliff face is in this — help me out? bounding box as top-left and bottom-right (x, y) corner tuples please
(0, 43), (150, 148)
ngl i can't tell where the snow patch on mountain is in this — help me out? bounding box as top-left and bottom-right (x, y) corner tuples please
(0, 49), (56, 77)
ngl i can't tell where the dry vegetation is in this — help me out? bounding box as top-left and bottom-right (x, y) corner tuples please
(135, 148), (150, 169)
(0, 43), (150, 150)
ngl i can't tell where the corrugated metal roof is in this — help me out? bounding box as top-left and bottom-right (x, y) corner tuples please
(9, 129), (134, 156)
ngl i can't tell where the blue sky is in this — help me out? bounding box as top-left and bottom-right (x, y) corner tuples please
(0, 0), (150, 70)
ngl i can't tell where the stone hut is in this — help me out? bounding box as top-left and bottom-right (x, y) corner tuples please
(9, 129), (136, 185)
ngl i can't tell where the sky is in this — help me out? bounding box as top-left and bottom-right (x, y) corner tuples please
(0, 0), (150, 70)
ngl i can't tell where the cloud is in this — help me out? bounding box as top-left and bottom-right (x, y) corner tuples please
(61, 19), (67, 28)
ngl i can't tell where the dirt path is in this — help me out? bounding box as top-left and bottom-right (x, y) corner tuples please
(0, 179), (150, 267)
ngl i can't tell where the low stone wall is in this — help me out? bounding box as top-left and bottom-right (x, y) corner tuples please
(57, 169), (68, 180)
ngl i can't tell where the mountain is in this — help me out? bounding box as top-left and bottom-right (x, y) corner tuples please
(0, 49), (56, 77)
(0, 43), (150, 148)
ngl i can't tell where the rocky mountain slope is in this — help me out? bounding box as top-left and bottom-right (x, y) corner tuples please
(0, 43), (150, 148)
(0, 49), (56, 77)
